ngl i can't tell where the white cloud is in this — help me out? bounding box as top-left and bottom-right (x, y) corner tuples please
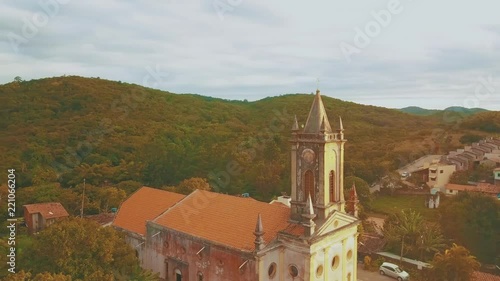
(1, 0), (499, 109)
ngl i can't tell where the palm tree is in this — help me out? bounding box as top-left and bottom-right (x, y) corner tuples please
(398, 210), (424, 262)
(417, 225), (447, 261)
(383, 209), (424, 262)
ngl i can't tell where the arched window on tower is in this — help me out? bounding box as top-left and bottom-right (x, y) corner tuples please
(329, 170), (335, 202)
(304, 170), (314, 202)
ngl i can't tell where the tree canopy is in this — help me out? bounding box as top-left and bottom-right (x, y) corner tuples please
(429, 244), (480, 281)
(21, 217), (156, 280)
(344, 175), (372, 208)
(164, 177), (211, 194)
(438, 192), (500, 263)
(2, 271), (72, 281)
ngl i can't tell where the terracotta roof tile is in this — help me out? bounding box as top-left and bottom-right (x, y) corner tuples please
(113, 187), (184, 236)
(280, 223), (305, 236)
(446, 183), (500, 194)
(473, 271), (500, 281)
(24, 202), (69, 219)
(154, 190), (292, 252)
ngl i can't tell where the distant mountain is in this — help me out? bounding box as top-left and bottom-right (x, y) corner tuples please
(398, 106), (439, 116)
(399, 106), (488, 116)
(443, 106), (489, 115)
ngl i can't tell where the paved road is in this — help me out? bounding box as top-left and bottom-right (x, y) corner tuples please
(358, 264), (394, 281)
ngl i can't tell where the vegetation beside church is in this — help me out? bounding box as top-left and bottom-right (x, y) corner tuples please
(5, 217), (157, 281)
(438, 192), (500, 263)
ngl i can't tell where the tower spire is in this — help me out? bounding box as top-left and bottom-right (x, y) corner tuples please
(302, 194), (316, 236)
(253, 213), (265, 251)
(289, 89), (347, 222)
(303, 90), (332, 134)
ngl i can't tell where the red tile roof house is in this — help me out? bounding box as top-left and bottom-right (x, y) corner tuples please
(473, 271), (500, 281)
(23, 202), (69, 235)
(445, 183), (500, 198)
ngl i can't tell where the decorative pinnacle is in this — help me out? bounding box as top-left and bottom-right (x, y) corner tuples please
(351, 183), (358, 198)
(306, 194), (314, 214)
(339, 116), (344, 131)
(254, 214), (265, 250)
(292, 115), (299, 131)
(302, 194), (316, 237)
(254, 213), (264, 234)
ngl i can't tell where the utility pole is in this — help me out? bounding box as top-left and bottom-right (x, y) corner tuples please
(400, 234), (405, 264)
(80, 178), (85, 218)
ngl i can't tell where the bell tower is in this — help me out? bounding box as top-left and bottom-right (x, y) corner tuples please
(290, 90), (346, 221)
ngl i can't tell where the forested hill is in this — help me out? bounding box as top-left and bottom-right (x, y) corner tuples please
(1, 76), (498, 200)
(399, 106), (488, 116)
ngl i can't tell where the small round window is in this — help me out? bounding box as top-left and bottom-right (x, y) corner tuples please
(316, 265), (323, 277)
(347, 250), (353, 260)
(268, 263), (277, 278)
(332, 255), (340, 270)
(289, 265), (299, 277)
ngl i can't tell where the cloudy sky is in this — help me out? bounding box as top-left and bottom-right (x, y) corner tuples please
(1, 0), (499, 109)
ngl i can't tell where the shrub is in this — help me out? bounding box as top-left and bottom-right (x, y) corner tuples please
(363, 255), (372, 270)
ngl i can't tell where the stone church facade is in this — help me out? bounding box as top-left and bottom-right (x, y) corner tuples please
(113, 90), (359, 281)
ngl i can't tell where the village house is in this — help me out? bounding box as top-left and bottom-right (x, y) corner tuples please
(113, 90), (360, 281)
(23, 202), (69, 235)
(397, 138), (500, 199)
(445, 183), (500, 199)
(494, 167), (500, 185)
(427, 160), (456, 189)
(444, 138), (500, 171)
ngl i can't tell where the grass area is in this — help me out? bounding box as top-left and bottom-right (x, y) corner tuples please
(17, 233), (33, 259)
(369, 194), (440, 222)
(0, 232), (33, 278)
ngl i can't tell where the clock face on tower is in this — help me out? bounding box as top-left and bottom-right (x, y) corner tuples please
(301, 149), (315, 164)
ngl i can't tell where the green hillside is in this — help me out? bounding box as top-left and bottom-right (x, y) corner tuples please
(1, 76), (498, 203)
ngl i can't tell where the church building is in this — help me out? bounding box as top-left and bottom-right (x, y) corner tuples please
(113, 90), (360, 281)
